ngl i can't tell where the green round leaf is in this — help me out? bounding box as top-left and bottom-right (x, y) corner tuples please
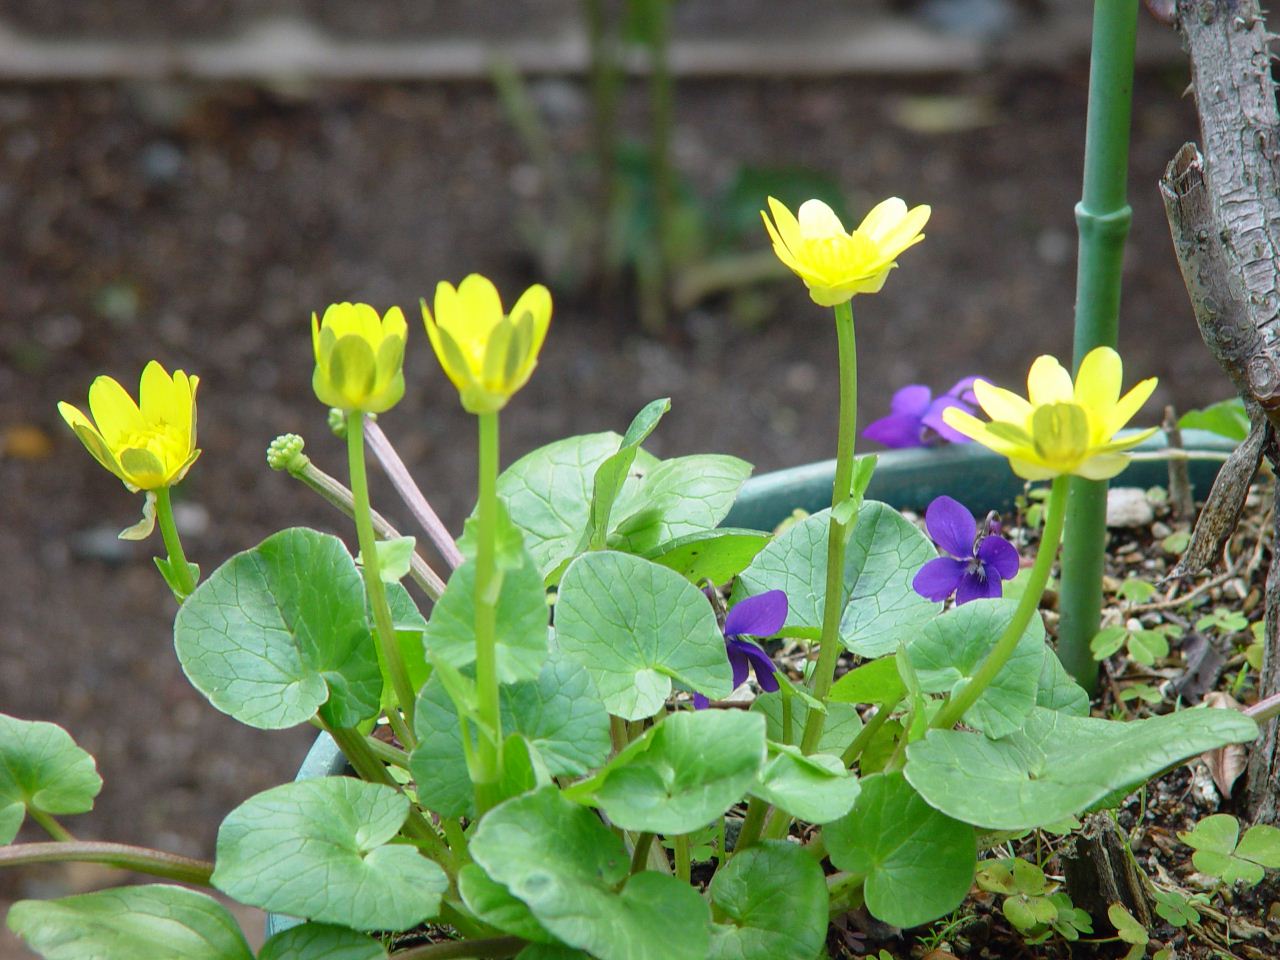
(905, 707), (1259, 831)
(733, 503), (939, 657)
(0, 713), (101, 844)
(470, 787), (711, 960)
(423, 538), (548, 685)
(556, 551), (731, 719)
(212, 777), (447, 932)
(647, 529), (770, 584)
(1036, 649), (1089, 716)
(458, 863), (555, 944)
(174, 528), (381, 729)
(825, 771), (976, 929)
(708, 841), (828, 960)
(906, 598), (1044, 738)
(411, 655), (612, 818)
(258, 923), (387, 960)
(750, 743), (861, 824)
(567, 710), (766, 834)
(6, 885), (252, 960)
(609, 455), (753, 555)
(497, 432), (635, 577)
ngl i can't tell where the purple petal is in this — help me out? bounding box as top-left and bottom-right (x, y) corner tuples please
(977, 535), (1020, 581)
(946, 376), (980, 405)
(924, 495), (978, 558)
(727, 644), (751, 689)
(725, 590), (788, 639)
(728, 639), (780, 692)
(693, 692), (710, 710)
(862, 412), (926, 448)
(955, 569), (1002, 605)
(921, 397), (975, 445)
(912, 556), (967, 601)
(890, 384), (932, 417)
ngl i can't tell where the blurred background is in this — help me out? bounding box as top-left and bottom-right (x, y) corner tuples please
(0, 0), (1245, 951)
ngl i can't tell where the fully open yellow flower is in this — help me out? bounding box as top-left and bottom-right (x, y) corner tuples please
(58, 361), (200, 491)
(942, 347), (1158, 480)
(422, 274), (552, 415)
(761, 196), (930, 306)
(312, 302), (407, 414)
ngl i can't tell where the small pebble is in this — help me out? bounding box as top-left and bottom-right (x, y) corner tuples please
(1106, 487), (1155, 528)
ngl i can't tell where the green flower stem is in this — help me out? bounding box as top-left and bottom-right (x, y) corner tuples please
(804, 832), (826, 862)
(154, 485), (196, 601)
(733, 796), (770, 855)
(801, 299), (858, 755)
(932, 475), (1069, 730)
(0, 842), (213, 887)
(1058, 0), (1139, 695)
(326, 722), (454, 870)
(442, 819), (471, 867)
(281, 452), (445, 599)
(472, 411), (504, 814)
(630, 832), (656, 874)
(26, 809), (74, 843)
(673, 833), (691, 883)
(389, 935), (525, 960)
(841, 696), (902, 768)
(363, 734), (411, 769)
(347, 412), (418, 741)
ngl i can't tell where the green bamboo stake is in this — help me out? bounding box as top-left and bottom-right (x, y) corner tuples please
(1057, 0), (1139, 693)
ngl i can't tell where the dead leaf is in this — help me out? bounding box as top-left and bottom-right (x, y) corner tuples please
(2, 423), (54, 461)
(1202, 691), (1248, 796)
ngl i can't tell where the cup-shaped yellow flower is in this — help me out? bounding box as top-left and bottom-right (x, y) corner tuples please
(58, 361), (201, 492)
(422, 274), (552, 415)
(761, 196), (930, 306)
(311, 302), (407, 414)
(942, 346), (1158, 481)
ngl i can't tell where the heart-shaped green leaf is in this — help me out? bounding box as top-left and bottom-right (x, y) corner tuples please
(174, 528), (381, 729)
(212, 777), (447, 931)
(422, 534), (548, 684)
(750, 743), (861, 824)
(708, 841), (828, 960)
(905, 707), (1258, 830)
(0, 713), (101, 844)
(556, 551), (731, 719)
(566, 710), (766, 833)
(458, 863), (556, 944)
(733, 503), (939, 656)
(258, 923), (387, 960)
(579, 400), (670, 552)
(609, 455), (752, 555)
(411, 655), (612, 818)
(6, 885), (252, 960)
(825, 771), (976, 929)
(1036, 648), (1089, 716)
(906, 599), (1045, 738)
(751, 693), (862, 755)
(646, 529), (771, 585)
(470, 787), (711, 960)
(497, 432), (648, 578)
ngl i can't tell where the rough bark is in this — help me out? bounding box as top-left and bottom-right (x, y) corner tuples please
(1063, 813), (1154, 928)
(1165, 0), (1280, 820)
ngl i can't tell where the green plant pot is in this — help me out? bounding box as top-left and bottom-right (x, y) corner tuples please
(265, 428), (1232, 937)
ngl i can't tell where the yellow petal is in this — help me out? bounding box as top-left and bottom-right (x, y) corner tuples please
(380, 305), (408, 344)
(508, 283), (552, 378)
(1026, 355), (1074, 405)
(761, 211), (801, 271)
(1074, 452), (1132, 481)
(1072, 346), (1122, 418)
(328, 335), (378, 408)
(88, 375), (145, 446)
(59, 401), (124, 479)
(797, 199), (847, 240)
(874, 204), (930, 260)
(1106, 376), (1158, 437)
(766, 197), (802, 250)
(972, 380), (1033, 424)
(1008, 457), (1061, 481)
(138, 360), (177, 426)
(856, 197), (908, 243)
(311, 311), (322, 363)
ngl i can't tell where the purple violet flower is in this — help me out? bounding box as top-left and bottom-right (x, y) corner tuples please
(912, 495), (1020, 605)
(862, 377), (981, 449)
(694, 589), (787, 709)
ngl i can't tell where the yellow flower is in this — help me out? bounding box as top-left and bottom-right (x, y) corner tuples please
(422, 274), (552, 415)
(761, 196), (931, 306)
(942, 347), (1158, 481)
(58, 361), (200, 491)
(311, 302), (407, 414)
